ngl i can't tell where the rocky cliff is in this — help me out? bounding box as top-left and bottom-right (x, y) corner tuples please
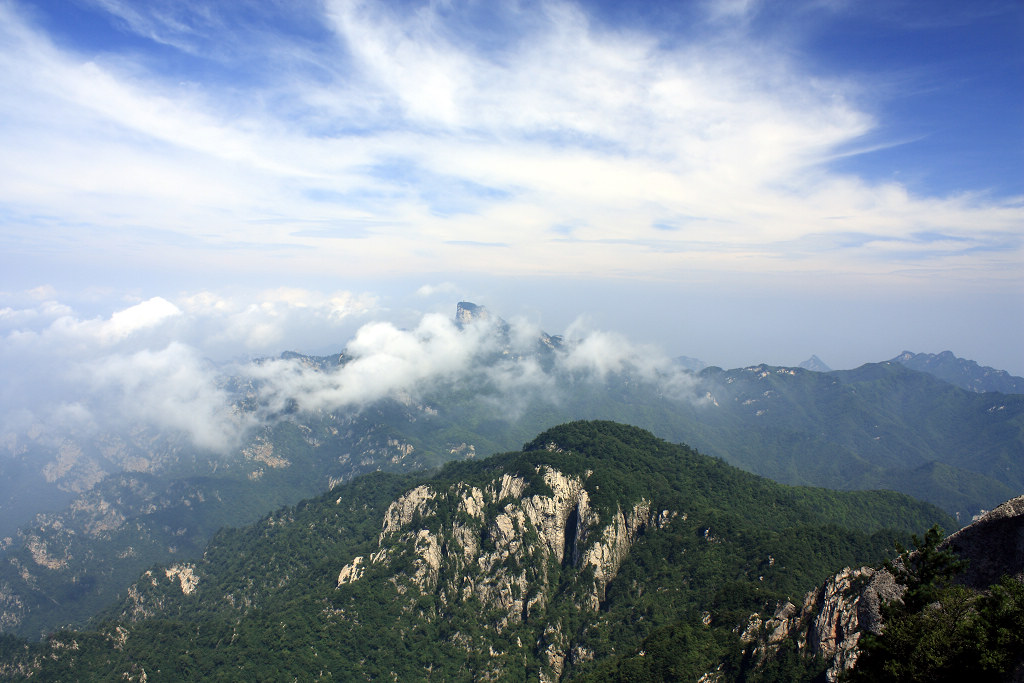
(0, 422), (956, 682)
(742, 565), (903, 682)
(942, 495), (1024, 588)
(336, 463), (673, 680)
(745, 494), (1024, 681)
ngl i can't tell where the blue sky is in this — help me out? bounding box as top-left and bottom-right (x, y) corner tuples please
(0, 0), (1021, 375)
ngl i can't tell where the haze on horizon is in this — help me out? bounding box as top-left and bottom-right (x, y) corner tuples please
(1, 0), (1021, 394)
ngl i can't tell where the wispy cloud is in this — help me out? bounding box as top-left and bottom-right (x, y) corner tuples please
(0, 0), (1017, 289)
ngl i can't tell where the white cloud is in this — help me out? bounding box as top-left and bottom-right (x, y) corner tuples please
(247, 312), (505, 414)
(704, 0), (762, 22)
(104, 297), (182, 340)
(0, 0), (1017, 292)
(0, 289), (380, 450)
(80, 341), (245, 452)
(242, 305), (700, 426)
(560, 324), (662, 380)
(173, 288), (378, 356)
(0, 285), (706, 454)
(416, 282), (459, 298)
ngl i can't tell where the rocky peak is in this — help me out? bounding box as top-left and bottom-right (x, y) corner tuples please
(799, 355), (832, 372)
(454, 301), (489, 327)
(334, 463), (676, 680)
(453, 301), (562, 354)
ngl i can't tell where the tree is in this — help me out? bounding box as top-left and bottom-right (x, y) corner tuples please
(885, 525), (965, 612)
(849, 526), (1024, 682)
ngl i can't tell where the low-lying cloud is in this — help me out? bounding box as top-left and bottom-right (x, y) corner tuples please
(0, 290), (698, 455)
(0, 288), (376, 450)
(247, 307), (700, 423)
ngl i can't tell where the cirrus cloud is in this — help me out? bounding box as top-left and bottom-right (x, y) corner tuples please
(0, 0), (1017, 289)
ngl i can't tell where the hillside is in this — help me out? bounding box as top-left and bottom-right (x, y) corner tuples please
(0, 308), (1021, 639)
(722, 496), (1024, 682)
(0, 422), (952, 681)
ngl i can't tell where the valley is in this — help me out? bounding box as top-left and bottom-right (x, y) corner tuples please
(0, 422), (967, 681)
(0, 305), (1021, 644)
(0, 306), (1021, 680)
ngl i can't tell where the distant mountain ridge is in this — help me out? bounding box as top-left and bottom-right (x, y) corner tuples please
(690, 361), (1022, 519)
(673, 355), (707, 372)
(799, 355), (831, 372)
(1, 303), (1021, 640)
(891, 350), (1024, 394)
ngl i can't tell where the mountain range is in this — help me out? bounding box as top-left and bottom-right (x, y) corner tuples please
(0, 303), (1020, 645)
(0, 422), (958, 681)
(890, 350), (1024, 394)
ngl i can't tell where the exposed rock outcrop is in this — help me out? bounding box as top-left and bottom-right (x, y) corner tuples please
(335, 465), (675, 680)
(746, 566), (903, 682)
(164, 563), (199, 595)
(455, 301), (490, 327)
(942, 494), (1024, 588)
(748, 494), (1024, 681)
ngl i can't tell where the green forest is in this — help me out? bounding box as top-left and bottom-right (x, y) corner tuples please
(0, 422), (965, 681)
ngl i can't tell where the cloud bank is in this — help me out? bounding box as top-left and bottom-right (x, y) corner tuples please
(0, 292), (696, 453)
(0, 289), (376, 451)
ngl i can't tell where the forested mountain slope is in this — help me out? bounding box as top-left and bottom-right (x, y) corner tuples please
(0, 422), (952, 681)
(1, 314), (1021, 639)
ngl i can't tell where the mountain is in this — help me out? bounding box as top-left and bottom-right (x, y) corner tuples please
(454, 300), (564, 353)
(0, 422), (953, 681)
(674, 355), (707, 372)
(735, 495), (1024, 682)
(798, 355), (831, 372)
(0, 307), (1021, 639)
(675, 362), (1023, 520)
(891, 350), (1024, 394)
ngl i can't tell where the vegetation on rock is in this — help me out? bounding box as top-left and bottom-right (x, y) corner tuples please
(0, 422), (954, 681)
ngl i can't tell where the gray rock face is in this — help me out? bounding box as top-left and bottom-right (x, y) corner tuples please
(334, 466), (673, 681)
(455, 301), (489, 327)
(748, 566), (903, 682)
(942, 494), (1024, 588)
(750, 494), (1024, 681)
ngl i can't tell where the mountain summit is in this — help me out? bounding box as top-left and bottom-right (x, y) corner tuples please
(798, 355), (831, 372)
(455, 300), (490, 327)
(455, 300), (563, 352)
(891, 350), (1024, 394)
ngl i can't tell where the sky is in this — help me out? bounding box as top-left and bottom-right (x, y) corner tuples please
(0, 0), (1022, 388)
